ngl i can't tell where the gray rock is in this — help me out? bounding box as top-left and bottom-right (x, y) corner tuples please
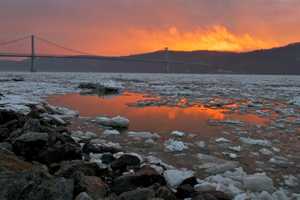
(52, 160), (107, 177)
(0, 142), (13, 151)
(112, 166), (166, 195)
(75, 192), (93, 200)
(13, 131), (81, 164)
(76, 175), (107, 200)
(118, 188), (155, 200)
(0, 170), (74, 200)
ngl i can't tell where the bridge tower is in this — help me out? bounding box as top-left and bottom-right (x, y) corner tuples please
(165, 47), (170, 73)
(30, 35), (36, 72)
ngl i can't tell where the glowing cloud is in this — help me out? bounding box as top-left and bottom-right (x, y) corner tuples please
(123, 25), (279, 53)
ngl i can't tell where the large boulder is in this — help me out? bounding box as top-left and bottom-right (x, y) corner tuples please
(0, 170), (74, 200)
(0, 110), (25, 141)
(51, 160), (107, 177)
(74, 174), (107, 200)
(82, 142), (122, 155)
(111, 154), (141, 173)
(117, 188), (155, 200)
(75, 192), (93, 200)
(111, 165), (166, 194)
(0, 149), (33, 173)
(156, 186), (177, 200)
(13, 132), (82, 164)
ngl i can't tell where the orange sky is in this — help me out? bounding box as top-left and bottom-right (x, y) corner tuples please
(0, 0), (300, 55)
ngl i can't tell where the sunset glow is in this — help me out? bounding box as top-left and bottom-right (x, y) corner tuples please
(122, 25), (279, 53)
(0, 0), (299, 56)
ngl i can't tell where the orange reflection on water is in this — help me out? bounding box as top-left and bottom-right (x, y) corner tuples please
(47, 92), (268, 133)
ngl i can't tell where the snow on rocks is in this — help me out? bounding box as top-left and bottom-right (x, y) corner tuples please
(163, 169), (194, 188)
(96, 116), (129, 128)
(164, 139), (188, 152)
(239, 137), (272, 147)
(127, 131), (160, 139)
(171, 130), (186, 137)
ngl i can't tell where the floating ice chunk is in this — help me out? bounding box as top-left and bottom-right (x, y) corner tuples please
(128, 131), (160, 139)
(95, 117), (112, 126)
(171, 130), (186, 137)
(259, 148), (273, 156)
(239, 137), (272, 147)
(283, 175), (299, 187)
(272, 147), (280, 152)
(243, 174), (274, 192)
(234, 193), (249, 200)
(164, 139), (188, 152)
(223, 152), (238, 159)
(194, 182), (217, 192)
(223, 167), (247, 182)
(71, 131), (97, 140)
(229, 146), (241, 152)
(272, 189), (289, 200)
(103, 129), (120, 135)
(49, 105), (79, 119)
(196, 141), (206, 149)
(269, 156), (292, 167)
(90, 139), (122, 149)
(257, 191), (273, 200)
(145, 155), (174, 170)
(220, 120), (244, 126)
(145, 139), (155, 144)
(111, 116), (129, 128)
(216, 137), (230, 143)
(217, 183), (243, 197)
(163, 169), (194, 188)
(96, 116), (129, 128)
(197, 153), (239, 174)
(290, 96), (300, 106)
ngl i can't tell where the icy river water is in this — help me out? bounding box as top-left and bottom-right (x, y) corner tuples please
(1, 72), (300, 198)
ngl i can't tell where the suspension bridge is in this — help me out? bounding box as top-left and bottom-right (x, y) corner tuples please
(0, 35), (209, 72)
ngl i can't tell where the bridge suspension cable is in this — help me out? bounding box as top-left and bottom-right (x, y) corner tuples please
(0, 35), (30, 47)
(35, 36), (92, 55)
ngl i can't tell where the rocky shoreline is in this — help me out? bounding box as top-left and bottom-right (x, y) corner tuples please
(0, 104), (232, 200)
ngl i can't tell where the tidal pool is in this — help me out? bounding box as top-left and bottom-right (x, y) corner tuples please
(47, 92), (268, 134)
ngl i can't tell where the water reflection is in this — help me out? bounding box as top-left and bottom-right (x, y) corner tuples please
(47, 92), (268, 133)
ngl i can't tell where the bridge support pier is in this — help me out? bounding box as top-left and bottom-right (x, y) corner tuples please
(165, 47), (170, 73)
(30, 35), (36, 72)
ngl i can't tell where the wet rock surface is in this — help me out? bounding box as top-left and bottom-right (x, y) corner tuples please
(0, 107), (234, 200)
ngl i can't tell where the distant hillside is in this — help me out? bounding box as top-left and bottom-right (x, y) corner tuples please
(0, 42), (300, 74)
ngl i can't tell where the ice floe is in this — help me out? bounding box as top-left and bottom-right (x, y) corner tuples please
(164, 139), (188, 152)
